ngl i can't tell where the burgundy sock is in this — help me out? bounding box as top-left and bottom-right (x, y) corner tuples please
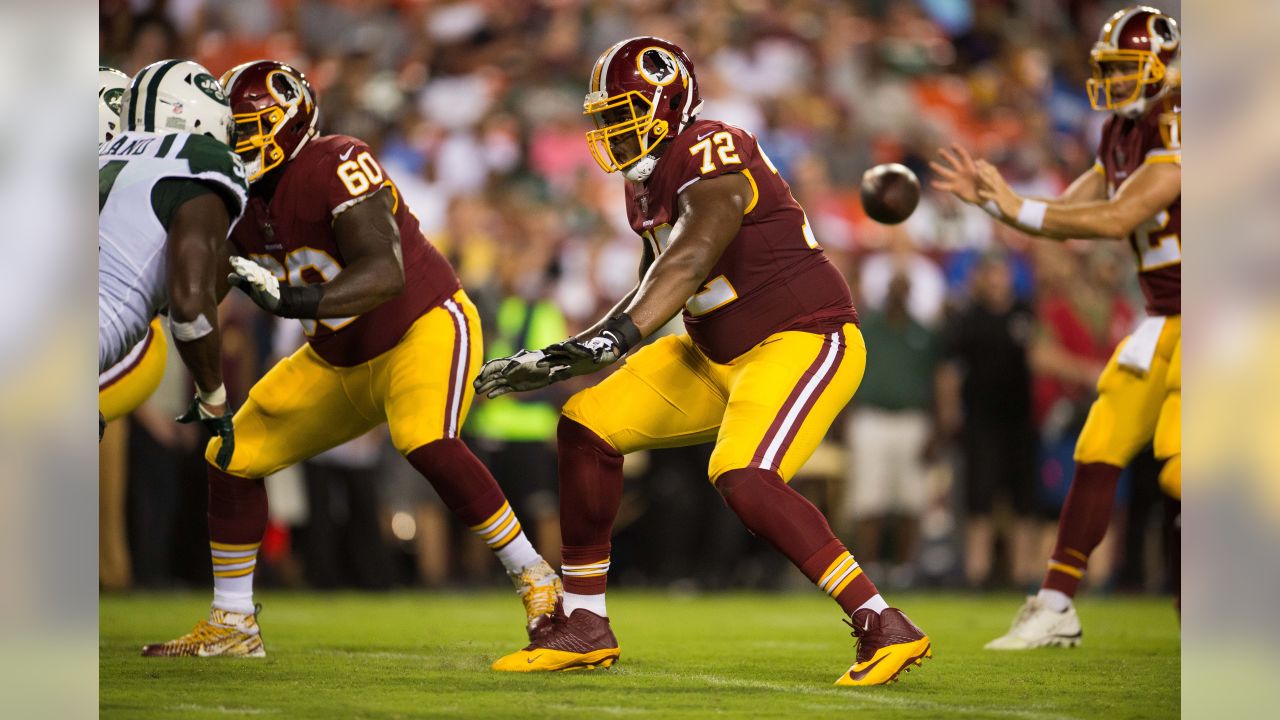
(717, 468), (879, 614)
(1043, 461), (1123, 597)
(557, 418), (623, 595)
(208, 465), (268, 545)
(405, 438), (506, 527)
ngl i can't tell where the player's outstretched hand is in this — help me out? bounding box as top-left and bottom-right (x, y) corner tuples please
(974, 160), (1021, 219)
(473, 349), (563, 399)
(540, 335), (620, 381)
(929, 143), (982, 204)
(228, 256), (283, 313)
(176, 396), (235, 471)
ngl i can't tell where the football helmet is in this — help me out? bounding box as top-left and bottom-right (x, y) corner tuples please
(120, 59), (235, 145)
(99, 66), (129, 144)
(220, 60), (318, 184)
(584, 36), (703, 182)
(1086, 6), (1180, 118)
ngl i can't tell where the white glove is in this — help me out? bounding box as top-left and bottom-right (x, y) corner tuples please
(228, 256), (282, 313)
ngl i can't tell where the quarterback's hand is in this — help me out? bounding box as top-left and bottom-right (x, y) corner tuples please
(974, 160), (1022, 219)
(929, 143), (982, 205)
(228, 256), (324, 319)
(176, 396), (235, 471)
(473, 349), (564, 399)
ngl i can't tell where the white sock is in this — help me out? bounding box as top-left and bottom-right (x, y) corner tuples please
(564, 592), (607, 618)
(494, 533), (540, 574)
(211, 542), (258, 614)
(470, 501), (540, 573)
(856, 594), (889, 614)
(1037, 588), (1072, 613)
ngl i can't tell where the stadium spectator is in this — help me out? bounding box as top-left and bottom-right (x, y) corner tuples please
(840, 273), (942, 588)
(937, 252), (1040, 588)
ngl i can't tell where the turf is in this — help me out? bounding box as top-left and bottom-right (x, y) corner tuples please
(100, 591), (1179, 719)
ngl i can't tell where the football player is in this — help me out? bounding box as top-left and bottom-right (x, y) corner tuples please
(140, 61), (560, 658)
(931, 5), (1181, 648)
(98, 66), (169, 427)
(99, 59), (245, 457)
(477, 37), (930, 686)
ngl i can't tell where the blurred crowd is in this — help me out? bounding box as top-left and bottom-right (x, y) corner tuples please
(98, 0), (1179, 597)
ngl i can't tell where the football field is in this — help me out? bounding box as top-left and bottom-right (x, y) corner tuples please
(101, 591), (1179, 719)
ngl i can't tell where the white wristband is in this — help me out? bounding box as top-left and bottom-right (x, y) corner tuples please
(981, 200), (1002, 218)
(197, 383), (226, 407)
(1016, 199), (1047, 230)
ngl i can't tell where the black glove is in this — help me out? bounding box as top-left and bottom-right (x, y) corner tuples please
(474, 349), (562, 399)
(177, 396), (235, 471)
(540, 312), (643, 382)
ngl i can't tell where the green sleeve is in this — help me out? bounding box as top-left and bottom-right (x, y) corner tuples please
(175, 134), (249, 219)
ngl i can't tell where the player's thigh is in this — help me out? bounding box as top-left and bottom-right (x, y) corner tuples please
(1074, 338), (1170, 466)
(712, 323), (865, 483)
(380, 291), (483, 455)
(562, 334), (725, 454)
(1154, 338), (1181, 497)
(98, 319), (167, 422)
(208, 344), (377, 477)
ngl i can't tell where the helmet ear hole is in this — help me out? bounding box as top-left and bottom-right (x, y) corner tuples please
(668, 92), (681, 111)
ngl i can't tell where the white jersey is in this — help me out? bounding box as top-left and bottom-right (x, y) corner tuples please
(98, 131), (247, 371)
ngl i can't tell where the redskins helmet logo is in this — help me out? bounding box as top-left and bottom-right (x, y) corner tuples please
(637, 47), (678, 86)
(268, 70), (303, 105)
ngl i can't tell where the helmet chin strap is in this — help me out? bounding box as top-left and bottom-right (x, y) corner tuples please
(624, 154), (657, 182)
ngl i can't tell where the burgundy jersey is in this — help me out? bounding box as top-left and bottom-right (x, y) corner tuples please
(231, 134), (460, 366)
(625, 119), (857, 363)
(1096, 91), (1181, 316)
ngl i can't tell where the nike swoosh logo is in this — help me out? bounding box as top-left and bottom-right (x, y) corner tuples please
(847, 654), (887, 682)
(339, 147), (354, 161)
(696, 131), (715, 141)
(526, 654), (542, 664)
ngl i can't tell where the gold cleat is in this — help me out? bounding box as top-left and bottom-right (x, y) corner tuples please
(510, 559), (563, 639)
(141, 605), (265, 658)
(835, 608), (931, 686)
(492, 608), (620, 672)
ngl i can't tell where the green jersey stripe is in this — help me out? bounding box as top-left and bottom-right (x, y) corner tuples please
(156, 133), (177, 158)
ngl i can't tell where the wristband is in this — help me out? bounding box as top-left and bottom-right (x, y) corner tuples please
(197, 383), (226, 407)
(599, 313), (643, 355)
(277, 284), (325, 319)
(981, 200), (1002, 218)
(1016, 199), (1047, 231)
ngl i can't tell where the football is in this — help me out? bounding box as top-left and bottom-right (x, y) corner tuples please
(860, 163), (920, 225)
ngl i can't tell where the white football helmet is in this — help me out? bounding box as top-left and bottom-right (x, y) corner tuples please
(119, 59), (235, 146)
(99, 66), (129, 144)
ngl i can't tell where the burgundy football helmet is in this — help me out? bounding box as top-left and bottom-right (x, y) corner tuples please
(584, 36), (703, 181)
(1086, 6), (1180, 117)
(220, 60), (319, 183)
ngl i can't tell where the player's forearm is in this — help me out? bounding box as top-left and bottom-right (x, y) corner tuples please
(576, 284), (639, 342)
(625, 251), (710, 337)
(312, 254), (405, 317)
(174, 331), (224, 396)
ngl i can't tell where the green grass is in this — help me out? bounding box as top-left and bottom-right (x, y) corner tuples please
(101, 591), (1178, 719)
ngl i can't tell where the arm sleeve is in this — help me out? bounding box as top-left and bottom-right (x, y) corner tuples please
(151, 179), (221, 231)
(176, 134), (249, 221)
